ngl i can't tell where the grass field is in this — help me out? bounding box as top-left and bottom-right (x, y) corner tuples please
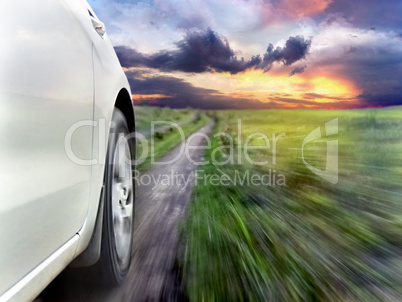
(135, 106), (197, 132)
(181, 108), (402, 301)
(134, 106), (210, 170)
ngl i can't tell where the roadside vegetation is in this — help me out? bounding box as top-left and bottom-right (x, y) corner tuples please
(135, 106), (197, 132)
(181, 108), (402, 301)
(135, 106), (209, 170)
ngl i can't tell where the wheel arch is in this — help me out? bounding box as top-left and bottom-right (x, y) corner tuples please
(72, 88), (135, 268)
(114, 88), (135, 133)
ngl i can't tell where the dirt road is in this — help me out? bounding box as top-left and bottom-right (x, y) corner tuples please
(39, 121), (214, 302)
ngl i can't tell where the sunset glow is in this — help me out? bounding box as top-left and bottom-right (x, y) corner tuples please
(90, 0), (402, 109)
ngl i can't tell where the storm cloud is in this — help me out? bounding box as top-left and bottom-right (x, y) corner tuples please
(322, 0), (402, 30)
(261, 36), (312, 70)
(115, 29), (311, 74)
(289, 65), (307, 76)
(309, 36), (402, 107)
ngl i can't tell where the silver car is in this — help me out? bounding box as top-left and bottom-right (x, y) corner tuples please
(0, 0), (135, 301)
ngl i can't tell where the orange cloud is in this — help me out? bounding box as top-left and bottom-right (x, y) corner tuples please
(211, 69), (362, 108)
(132, 94), (172, 105)
(279, 0), (332, 17)
(131, 67), (364, 109)
(132, 94), (171, 100)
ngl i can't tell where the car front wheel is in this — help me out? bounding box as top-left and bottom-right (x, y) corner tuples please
(95, 107), (134, 286)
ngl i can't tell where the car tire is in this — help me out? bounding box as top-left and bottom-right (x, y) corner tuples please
(94, 108), (134, 286)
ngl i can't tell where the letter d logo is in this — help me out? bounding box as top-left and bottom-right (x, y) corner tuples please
(302, 118), (338, 184)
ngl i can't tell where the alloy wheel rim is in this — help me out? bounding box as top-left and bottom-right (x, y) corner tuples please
(111, 136), (133, 262)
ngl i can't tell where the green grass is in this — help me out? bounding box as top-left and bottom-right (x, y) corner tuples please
(181, 108), (402, 301)
(136, 113), (210, 171)
(133, 106), (209, 170)
(135, 106), (197, 132)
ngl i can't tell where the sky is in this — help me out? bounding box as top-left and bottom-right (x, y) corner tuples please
(87, 0), (402, 109)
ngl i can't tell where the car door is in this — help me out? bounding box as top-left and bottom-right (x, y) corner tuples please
(0, 0), (94, 294)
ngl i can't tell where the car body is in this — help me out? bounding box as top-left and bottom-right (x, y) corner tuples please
(0, 0), (135, 301)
